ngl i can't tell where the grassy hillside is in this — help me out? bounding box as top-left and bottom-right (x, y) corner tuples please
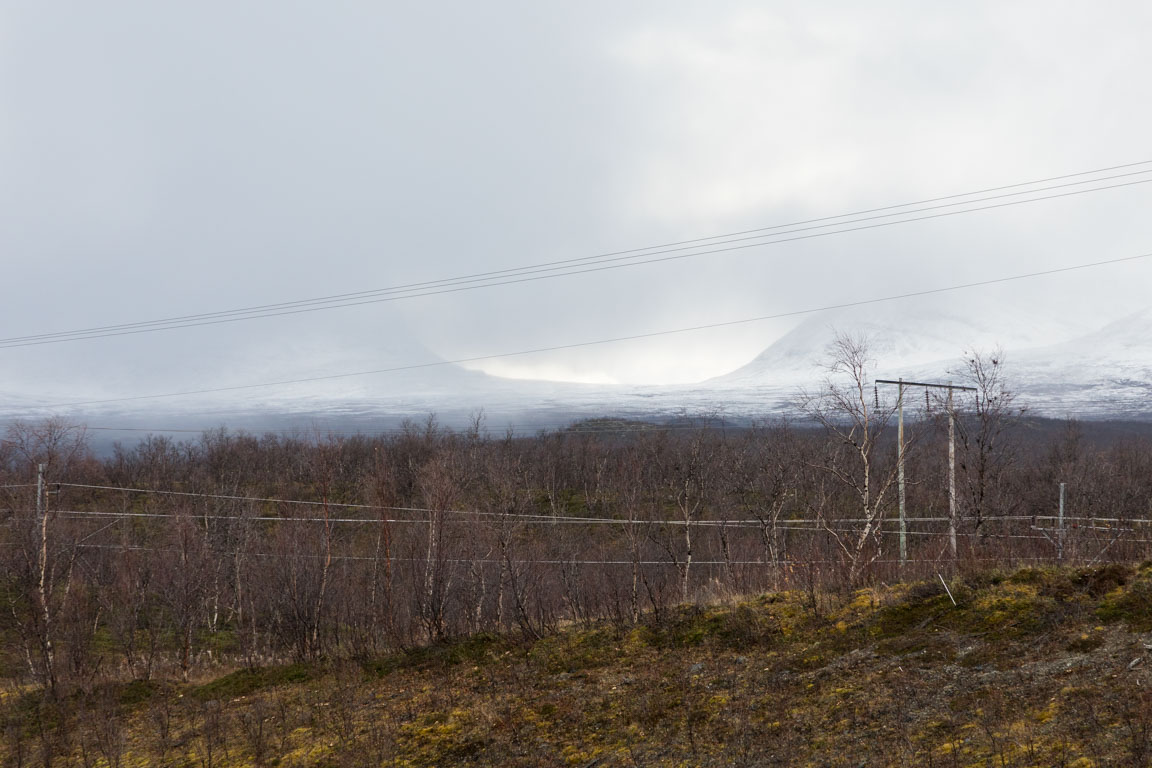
(7, 564), (1152, 767)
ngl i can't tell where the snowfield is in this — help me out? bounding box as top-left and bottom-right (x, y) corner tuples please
(3, 302), (1150, 433)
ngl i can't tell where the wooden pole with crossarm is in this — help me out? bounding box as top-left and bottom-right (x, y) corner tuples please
(876, 379), (977, 568)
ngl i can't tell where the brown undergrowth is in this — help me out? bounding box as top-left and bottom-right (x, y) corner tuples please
(6, 564), (1152, 767)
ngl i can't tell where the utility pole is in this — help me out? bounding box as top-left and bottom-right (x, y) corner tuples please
(876, 379), (976, 568)
(897, 380), (906, 567)
(948, 383), (957, 563)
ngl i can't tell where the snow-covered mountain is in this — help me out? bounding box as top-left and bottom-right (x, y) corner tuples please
(3, 301), (1150, 436)
(710, 299), (1087, 387)
(708, 301), (1152, 420)
(1008, 308), (1152, 417)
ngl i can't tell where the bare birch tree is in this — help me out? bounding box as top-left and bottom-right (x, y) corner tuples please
(800, 332), (901, 586)
(2, 419), (90, 694)
(952, 347), (1025, 531)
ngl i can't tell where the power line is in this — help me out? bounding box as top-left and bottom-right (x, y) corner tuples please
(607, 159), (1152, 249)
(29, 251), (1152, 409)
(3, 169), (1150, 349)
(8, 160), (1150, 345)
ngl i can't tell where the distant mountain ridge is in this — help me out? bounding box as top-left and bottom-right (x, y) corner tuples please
(708, 302), (1152, 419)
(710, 300), (1089, 386)
(4, 302), (1150, 430)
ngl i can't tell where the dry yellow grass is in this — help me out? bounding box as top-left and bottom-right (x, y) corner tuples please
(6, 564), (1152, 767)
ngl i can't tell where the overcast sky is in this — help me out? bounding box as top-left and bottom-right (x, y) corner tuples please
(2, 1), (1150, 407)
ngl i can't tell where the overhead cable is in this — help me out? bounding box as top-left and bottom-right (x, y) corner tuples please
(2, 167), (1150, 349)
(30, 251), (1152, 409)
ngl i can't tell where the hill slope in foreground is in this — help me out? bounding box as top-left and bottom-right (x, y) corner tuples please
(9, 566), (1152, 767)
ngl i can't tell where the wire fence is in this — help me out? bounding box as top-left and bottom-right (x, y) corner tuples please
(4, 480), (1148, 577)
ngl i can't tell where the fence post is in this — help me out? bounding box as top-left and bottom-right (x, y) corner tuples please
(1058, 482), (1065, 563)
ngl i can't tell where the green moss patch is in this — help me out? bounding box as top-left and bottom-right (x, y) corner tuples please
(191, 661), (318, 700)
(643, 604), (782, 649)
(1097, 577), (1152, 631)
(363, 632), (509, 678)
